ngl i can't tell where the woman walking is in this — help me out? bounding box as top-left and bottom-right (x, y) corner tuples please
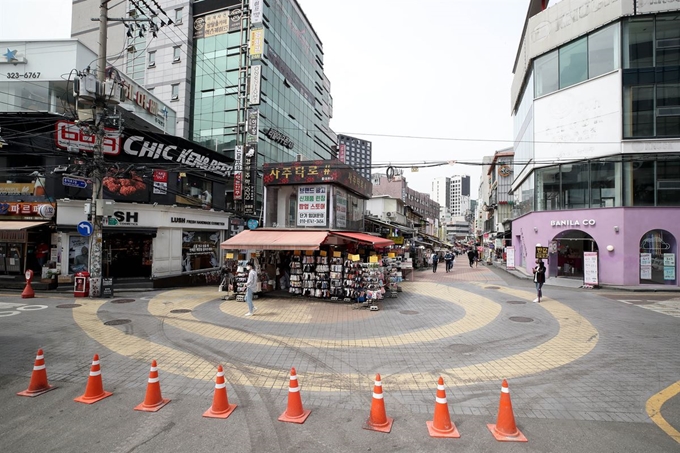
(532, 259), (546, 303)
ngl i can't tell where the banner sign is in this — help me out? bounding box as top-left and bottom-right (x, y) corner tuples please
(583, 252), (599, 286)
(249, 28), (264, 59)
(249, 64), (261, 105)
(335, 188), (347, 228)
(506, 246), (515, 270)
(262, 159), (372, 199)
(233, 145), (243, 200)
(246, 109), (259, 144)
(243, 144), (257, 215)
(0, 202), (55, 220)
(264, 128), (293, 149)
(535, 246), (549, 260)
(297, 185), (327, 227)
(250, 0), (263, 24)
(192, 8), (242, 39)
(152, 169), (168, 195)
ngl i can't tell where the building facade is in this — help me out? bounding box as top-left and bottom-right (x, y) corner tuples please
(510, 0), (680, 287)
(450, 175), (470, 217)
(337, 134), (372, 180)
(431, 176), (450, 219)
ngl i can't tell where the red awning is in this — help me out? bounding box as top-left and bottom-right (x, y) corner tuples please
(331, 232), (394, 248)
(220, 230), (330, 251)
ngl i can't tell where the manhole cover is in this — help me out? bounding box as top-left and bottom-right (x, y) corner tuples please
(104, 319), (131, 326)
(111, 298), (136, 304)
(447, 343), (476, 353)
(506, 300), (527, 305)
(170, 309), (192, 314)
(56, 304), (82, 308)
(399, 310), (419, 315)
(485, 286), (500, 289)
(509, 316), (534, 323)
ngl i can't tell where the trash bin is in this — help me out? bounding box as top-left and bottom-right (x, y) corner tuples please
(74, 271), (90, 297)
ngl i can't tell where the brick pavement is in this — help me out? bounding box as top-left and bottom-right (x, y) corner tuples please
(3, 257), (679, 430)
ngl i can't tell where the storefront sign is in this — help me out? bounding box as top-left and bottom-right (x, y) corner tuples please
(55, 120), (121, 155)
(112, 210), (139, 226)
(265, 128), (294, 149)
(38, 204), (55, 219)
(583, 252), (599, 285)
(551, 219), (596, 227)
(170, 217), (225, 226)
(0, 202), (52, 219)
(297, 186), (327, 226)
(233, 145), (243, 200)
(0, 183), (36, 196)
(338, 144), (346, 162)
(181, 230), (220, 273)
(249, 28), (264, 59)
(152, 169), (168, 195)
(105, 67), (170, 131)
(246, 109), (259, 144)
(263, 160), (372, 199)
(506, 246), (515, 270)
(193, 9), (241, 39)
(249, 65), (261, 105)
(335, 188), (347, 228)
(535, 246), (549, 259)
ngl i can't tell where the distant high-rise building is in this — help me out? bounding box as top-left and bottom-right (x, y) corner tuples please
(337, 134), (372, 180)
(450, 175), (471, 216)
(431, 177), (450, 216)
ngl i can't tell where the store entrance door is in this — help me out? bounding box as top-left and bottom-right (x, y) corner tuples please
(104, 233), (153, 279)
(551, 230), (599, 279)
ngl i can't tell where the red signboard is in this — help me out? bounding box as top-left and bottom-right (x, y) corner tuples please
(55, 121), (121, 155)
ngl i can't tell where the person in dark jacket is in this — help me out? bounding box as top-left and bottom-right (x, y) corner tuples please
(467, 249), (475, 268)
(532, 259), (546, 303)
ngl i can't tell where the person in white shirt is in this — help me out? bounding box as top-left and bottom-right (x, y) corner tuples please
(244, 263), (258, 316)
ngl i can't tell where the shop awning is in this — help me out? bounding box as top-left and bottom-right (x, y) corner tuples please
(0, 221), (48, 230)
(330, 232), (394, 248)
(220, 230), (330, 251)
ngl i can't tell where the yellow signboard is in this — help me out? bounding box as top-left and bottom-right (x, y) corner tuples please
(225, 253), (234, 259)
(369, 256), (378, 263)
(320, 250), (327, 257)
(305, 250), (315, 256)
(249, 29), (264, 59)
(350, 254), (360, 262)
(333, 251), (342, 258)
(388, 253), (396, 258)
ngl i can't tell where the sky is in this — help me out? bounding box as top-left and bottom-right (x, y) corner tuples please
(0, 0), (530, 200)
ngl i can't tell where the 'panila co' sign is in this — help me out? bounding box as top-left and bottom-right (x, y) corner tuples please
(551, 219), (596, 227)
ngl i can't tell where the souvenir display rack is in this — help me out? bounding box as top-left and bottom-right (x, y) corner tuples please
(314, 254), (330, 298)
(234, 259), (250, 302)
(329, 255), (344, 300)
(384, 257), (402, 298)
(288, 254), (303, 295)
(301, 254), (316, 297)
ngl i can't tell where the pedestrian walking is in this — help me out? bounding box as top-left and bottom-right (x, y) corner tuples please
(244, 262), (258, 316)
(444, 250), (454, 273)
(467, 249), (475, 268)
(532, 259), (546, 303)
(474, 249), (480, 267)
(431, 251), (439, 273)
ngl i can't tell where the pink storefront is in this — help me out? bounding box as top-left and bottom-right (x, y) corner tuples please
(511, 207), (679, 287)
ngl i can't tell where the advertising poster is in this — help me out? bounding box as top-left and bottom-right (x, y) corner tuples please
(640, 253), (652, 266)
(663, 253), (675, 267)
(69, 236), (89, 274)
(249, 65), (261, 105)
(233, 145), (243, 200)
(664, 266), (676, 281)
(249, 28), (264, 59)
(640, 266), (652, 280)
(583, 251), (599, 285)
(335, 188), (347, 228)
(506, 246), (515, 270)
(152, 169), (168, 195)
(297, 186), (327, 226)
(181, 231), (220, 273)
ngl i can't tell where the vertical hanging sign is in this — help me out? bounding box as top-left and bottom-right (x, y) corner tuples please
(249, 29), (264, 59)
(249, 65), (261, 105)
(250, 0), (263, 25)
(233, 145), (243, 200)
(243, 109), (259, 215)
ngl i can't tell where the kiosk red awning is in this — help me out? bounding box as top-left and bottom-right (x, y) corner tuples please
(331, 232), (394, 248)
(220, 230), (330, 251)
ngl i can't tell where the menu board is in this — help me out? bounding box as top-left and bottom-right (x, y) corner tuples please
(583, 252), (598, 285)
(506, 246), (515, 270)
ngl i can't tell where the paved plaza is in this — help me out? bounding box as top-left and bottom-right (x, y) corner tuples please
(1, 260), (679, 452)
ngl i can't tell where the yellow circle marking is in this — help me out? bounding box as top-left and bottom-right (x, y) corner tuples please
(646, 380), (680, 443)
(72, 282), (598, 391)
(147, 283), (500, 348)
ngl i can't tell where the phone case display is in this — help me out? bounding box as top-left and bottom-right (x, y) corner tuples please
(384, 257), (402, 298)
(361, 262), (385, 301)
(288, 255), (303, 295)
(234, 260), (250, 302)
(342, 259), (361, 302)
(301, 255), (316, 297)
(314, 255), (330, 298)
(329, 256), (344, 300)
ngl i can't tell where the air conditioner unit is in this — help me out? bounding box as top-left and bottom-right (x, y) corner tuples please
(386, 212), (394, 218)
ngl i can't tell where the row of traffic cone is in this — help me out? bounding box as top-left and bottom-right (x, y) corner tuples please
(17, 349), (527, 442)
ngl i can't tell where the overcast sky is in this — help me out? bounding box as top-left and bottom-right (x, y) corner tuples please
(0, 0), (529, 200)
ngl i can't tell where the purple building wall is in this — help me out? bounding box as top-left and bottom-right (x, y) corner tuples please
(512, 207), (680, 287)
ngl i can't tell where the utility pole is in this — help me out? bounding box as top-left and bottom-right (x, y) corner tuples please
(89, 0), (109, 297)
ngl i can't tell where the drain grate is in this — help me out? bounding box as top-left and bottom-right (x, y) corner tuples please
(56, 304), (82, 308)
(170, 309), (192, 314)
(506, 300), (527, 305)
(399, 310), (419, 315)
(104, 319), (131, 326)
(485, 286), (500, 290)
(111, 298), (136, 304)
(509, 316), (534, 323)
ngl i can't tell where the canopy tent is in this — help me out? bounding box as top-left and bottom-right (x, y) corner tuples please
(330, 231), (394, 248)
(0, 221), (49, 230)
(221, 230), (330, 251)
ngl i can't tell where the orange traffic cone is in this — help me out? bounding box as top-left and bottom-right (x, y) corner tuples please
(134, 360), (170, 412)
(487, 379), (527, 442)
(363, 373), (393, 433)
(17, 348), (55, 397)
(426, 376), (460, 438)
(278, 367), (311, 423)
(75, 354), (112, 404)
(21, 280), (35, 299)
(203, 365), (237, 419)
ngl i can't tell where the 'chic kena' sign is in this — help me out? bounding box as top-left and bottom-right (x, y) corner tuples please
(551, 219), (596, 227)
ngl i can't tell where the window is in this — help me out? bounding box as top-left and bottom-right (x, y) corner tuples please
(656, 84), (680, 137)
(623, 85), (655, 137)
(623, 18), (654, 69)
(173, 46), (181, 62)
(655, 15), (680, 67)
(175, 8), (183, 25)
(148, 50), (156, 68)
(588, 24), (619, 78)
(559, 37), (588, 89)
(171, 83), (180, 100)
(534, 50), (558, 97)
